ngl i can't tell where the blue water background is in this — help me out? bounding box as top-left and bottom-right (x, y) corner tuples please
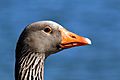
(0, 0), (120, 80)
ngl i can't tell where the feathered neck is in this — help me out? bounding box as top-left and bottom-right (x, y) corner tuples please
(15, 47), (45, 80)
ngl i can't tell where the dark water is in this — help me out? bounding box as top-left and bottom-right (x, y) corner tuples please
(0, 0), (120, 80)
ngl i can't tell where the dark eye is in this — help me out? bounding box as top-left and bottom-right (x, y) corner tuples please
(44, 26), (52, 33)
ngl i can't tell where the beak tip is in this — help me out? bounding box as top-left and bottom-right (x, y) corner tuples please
(85, 38), (92, 45)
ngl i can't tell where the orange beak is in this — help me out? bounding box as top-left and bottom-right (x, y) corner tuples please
(60, 28), (91, 49)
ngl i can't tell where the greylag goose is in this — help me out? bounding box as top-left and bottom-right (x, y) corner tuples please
(15, 21), (91, 80)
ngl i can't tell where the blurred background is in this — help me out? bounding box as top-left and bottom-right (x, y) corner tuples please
(0, 0), (120, 80)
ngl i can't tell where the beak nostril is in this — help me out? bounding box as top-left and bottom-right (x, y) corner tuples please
(70, 35), (76, 39)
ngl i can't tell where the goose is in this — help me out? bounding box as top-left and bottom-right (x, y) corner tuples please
(15, 21), (91, 80)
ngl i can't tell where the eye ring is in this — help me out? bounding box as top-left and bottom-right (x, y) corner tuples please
(44, 26), (52, 33)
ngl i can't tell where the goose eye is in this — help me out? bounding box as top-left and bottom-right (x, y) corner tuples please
(44, 26), (52, 33)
